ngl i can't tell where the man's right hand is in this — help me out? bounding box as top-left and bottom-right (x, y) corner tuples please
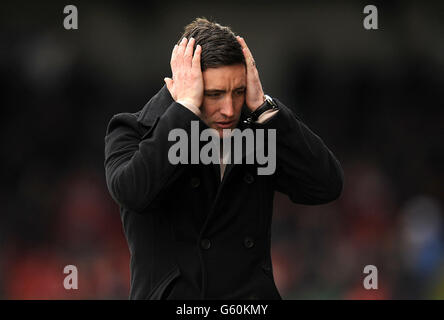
(164, 37), (203, 109)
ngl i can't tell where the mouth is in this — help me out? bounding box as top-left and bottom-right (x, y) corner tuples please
(215, 120), (235, 129)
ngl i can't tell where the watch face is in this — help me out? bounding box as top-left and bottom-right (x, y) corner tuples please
(264, 95), (277, 108)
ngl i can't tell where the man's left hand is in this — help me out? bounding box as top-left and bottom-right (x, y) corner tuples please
(236, 36), (265, 112)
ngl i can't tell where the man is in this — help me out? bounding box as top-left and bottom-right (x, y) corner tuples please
(104, 18), (343, 299)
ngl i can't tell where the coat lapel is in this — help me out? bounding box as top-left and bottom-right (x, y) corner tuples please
(135, 86), (252, 192)
(137, 84), (174, 127)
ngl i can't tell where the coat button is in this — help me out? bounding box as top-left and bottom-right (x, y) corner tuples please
(201, 239), (211, 250)
(244, 237), (254, 249)
(190, 177), (200, 188)
(243, 172), (254, 184)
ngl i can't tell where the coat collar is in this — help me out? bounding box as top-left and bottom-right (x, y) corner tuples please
(136, 84), (254, 189)
(137, 84), (174, 127)
(137, 84), (251, 129)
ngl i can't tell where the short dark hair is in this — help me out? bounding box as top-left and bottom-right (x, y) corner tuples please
(178, 17), (246, 71)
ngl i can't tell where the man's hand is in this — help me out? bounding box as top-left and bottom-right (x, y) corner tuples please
(236, 36), (265, 112)
(164, 37), (203, 109)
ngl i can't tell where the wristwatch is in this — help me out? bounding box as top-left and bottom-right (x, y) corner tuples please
(244, 94), (278, 125)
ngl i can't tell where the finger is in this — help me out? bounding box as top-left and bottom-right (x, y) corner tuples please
(192, 44), (201, 71)
(236, 36), (251, 56)
(164, 76), (172, 87)
(170, 44), (178, 71)
(184, 37), (195, 68)
(243, 48), (256, 69)
(164, 77), (174, 97)
(236, 36), (256, 69)
(177, 37), (188, 67)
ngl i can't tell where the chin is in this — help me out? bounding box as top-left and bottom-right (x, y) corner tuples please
(218, 128), (236, 139)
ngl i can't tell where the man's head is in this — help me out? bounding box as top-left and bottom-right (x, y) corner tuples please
(179, 18), (246, 137)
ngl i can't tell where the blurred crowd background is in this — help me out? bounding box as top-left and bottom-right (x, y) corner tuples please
(1, 0), (443, 299)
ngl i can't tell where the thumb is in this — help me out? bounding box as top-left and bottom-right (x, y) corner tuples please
(164, 77), (173, 92)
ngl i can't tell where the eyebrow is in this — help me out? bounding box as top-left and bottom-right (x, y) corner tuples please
(204, 86), (246, 94)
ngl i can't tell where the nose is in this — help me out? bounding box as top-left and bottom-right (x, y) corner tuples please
(220, 95), (234, 119)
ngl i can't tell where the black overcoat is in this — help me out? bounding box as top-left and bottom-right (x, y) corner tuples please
(104, 85), (343, 299)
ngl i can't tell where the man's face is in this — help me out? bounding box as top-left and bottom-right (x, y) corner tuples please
(200, 64), (246, 138)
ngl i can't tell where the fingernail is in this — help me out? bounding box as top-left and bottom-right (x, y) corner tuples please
(190, 37), (194, 42)
(181, 37), (187, 43)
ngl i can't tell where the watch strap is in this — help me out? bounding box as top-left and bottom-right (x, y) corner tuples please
(244, 94), (278, 124)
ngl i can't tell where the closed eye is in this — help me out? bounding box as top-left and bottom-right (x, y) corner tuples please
(205, 93), (221, 97)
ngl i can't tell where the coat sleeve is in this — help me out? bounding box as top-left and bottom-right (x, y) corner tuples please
(257, 98), (344, 205)
(104, 101), (201, 212)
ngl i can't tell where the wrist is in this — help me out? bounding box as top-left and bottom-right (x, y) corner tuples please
(249, 95), (266, 112)
(177, 98), (200, 109)
(177, 99), (202, 117)
(244, 94), (278, 125)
